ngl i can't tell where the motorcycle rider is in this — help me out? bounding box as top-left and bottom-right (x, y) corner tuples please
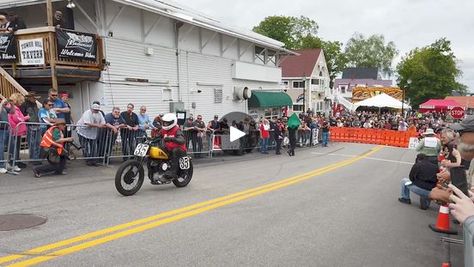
(158, 113), (186, 179)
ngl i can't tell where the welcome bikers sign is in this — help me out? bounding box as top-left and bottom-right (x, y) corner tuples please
(56, 29), (97, 61)
(0, 33), (17, 62)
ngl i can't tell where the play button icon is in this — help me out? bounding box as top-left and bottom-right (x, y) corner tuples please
(230, 126), (246, 142)
(217, 111), (258, 153)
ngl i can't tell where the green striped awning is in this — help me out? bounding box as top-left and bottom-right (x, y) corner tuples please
(248, 91), (293, 108)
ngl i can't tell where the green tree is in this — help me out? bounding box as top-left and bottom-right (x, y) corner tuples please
(397, 38), (467, 108)
(344, 33), (398, 76)
(253, 15), (318, 49)
(253, 16), (347, 87)
(320, 40), (348, 88)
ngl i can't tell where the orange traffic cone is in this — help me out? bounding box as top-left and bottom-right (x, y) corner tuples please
(429, 205), (457, 235)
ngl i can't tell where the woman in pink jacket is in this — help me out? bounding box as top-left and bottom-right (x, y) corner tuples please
(8, 93), (29, 172)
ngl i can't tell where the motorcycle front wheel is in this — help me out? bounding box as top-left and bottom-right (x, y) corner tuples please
(115, 160), (145, 196)
(173, 162), (194, 188)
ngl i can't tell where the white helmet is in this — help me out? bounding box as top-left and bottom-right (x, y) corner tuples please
(162, 113), (177, 130)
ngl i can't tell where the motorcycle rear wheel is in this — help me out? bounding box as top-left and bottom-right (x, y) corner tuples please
(115, 160), (145, 196)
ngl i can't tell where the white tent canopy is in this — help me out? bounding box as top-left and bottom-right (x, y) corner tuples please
(352, 93), (411, 111)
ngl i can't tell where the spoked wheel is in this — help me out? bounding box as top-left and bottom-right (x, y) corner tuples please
(115, 160), (145, 196)
(173, 162), (193, 188)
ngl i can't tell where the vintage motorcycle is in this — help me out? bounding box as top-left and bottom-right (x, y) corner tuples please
(114, 137), (193, 196)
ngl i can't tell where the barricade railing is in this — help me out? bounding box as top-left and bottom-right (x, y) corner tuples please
(0, 121), (11, 170)
(105, 127), (140, 164)
(183, 130), (213, 158)
(329, 127), (418, 148)
(211, 127), (322, 155)
(11, 122), (52, 167)
(11, 122), (110, 167)
(8, 122), (219, 169)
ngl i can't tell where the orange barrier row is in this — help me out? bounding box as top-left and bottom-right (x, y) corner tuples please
(329, 127), (418, 148)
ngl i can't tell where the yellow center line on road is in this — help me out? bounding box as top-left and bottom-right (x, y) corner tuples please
(0, 154), (349, 265)
(3, 146), (383, 267)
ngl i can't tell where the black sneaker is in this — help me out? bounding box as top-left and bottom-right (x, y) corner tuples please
(33, 169), (41, 178)
(398, 198), (411, 205)
(18, 162), (27, 168)
(420, 197), (430, 210)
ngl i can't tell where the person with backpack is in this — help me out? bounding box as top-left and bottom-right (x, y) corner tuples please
(287, 113), (301, 156)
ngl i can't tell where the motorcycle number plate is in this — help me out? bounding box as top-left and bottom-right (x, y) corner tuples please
(134, 144), (149, 157)
(179, 157), (190, 170)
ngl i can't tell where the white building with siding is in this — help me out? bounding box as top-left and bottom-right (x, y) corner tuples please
(0, 0), (293, 121)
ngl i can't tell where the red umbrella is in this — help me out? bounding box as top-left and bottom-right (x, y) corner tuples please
(418, 99), (461, 112)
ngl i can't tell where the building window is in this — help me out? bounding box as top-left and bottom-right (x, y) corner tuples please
(254, 46), (265, 64)
(293, 103), (304, 111)
(293, 81), (305, 88)
(311, 79), (319, 85)
(317, 102), (323, 111)
(319, 71), (323, 77)
(214, 88), (223, 103)
(340, 86), (346, 94)
(267, 49), (277, 66)
(283, 81), (289, 86)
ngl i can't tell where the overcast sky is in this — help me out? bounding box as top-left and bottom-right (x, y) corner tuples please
(183, 0), (474, 91)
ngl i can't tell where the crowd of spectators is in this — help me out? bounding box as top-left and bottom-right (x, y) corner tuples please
(1, 97), (338, 175)
(0, 89), (71, 173)
(328, 110), (452, 135)
(396, 115), (474, 265)
(0, 12), (26, 33)
(0, 9), (73, 32)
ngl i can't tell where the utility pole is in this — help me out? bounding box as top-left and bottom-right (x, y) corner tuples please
(403, 79), (412, 118)
(302, 74), (306, 113)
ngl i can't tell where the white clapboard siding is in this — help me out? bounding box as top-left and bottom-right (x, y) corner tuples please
(100, 37), (281, 121)
(102, 38), (178, 116)
(179, 51), (247, 121)
(104, 38), (178, 83)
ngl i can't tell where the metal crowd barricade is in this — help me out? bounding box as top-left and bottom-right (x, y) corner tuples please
(11, 122), (112, 167)
(105, 127), (140, 165)
(73, 124), (110, 165)
(11, 122), (47, 167)
(0, 121), (11, 170)
(184, 130), (213, 158)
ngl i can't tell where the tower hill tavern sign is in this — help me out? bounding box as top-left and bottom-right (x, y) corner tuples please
(19, 38), (44, 65)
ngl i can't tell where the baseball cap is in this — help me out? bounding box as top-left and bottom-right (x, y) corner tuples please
(91, 103), (101, 111)
(450, 116), (474, 132)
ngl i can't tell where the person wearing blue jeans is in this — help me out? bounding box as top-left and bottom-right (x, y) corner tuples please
(400, 177), (431, 208)
(398, 153), (438, 210)
(321, 121), (330, 147)
(259, 119), (270, 154)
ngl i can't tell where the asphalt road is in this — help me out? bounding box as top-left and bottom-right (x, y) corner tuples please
(0, 143), (464, 266)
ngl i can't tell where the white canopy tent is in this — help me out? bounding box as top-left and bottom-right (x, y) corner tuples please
(352, 93), (410, 111)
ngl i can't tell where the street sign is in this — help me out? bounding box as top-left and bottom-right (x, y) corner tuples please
(450, 106), (465, 119)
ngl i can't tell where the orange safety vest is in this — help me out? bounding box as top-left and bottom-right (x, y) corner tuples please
(40, 126), (64, 155)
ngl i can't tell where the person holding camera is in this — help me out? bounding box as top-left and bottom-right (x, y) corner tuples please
(415, 128), (441, 164)
(33, 119), (73, 178)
